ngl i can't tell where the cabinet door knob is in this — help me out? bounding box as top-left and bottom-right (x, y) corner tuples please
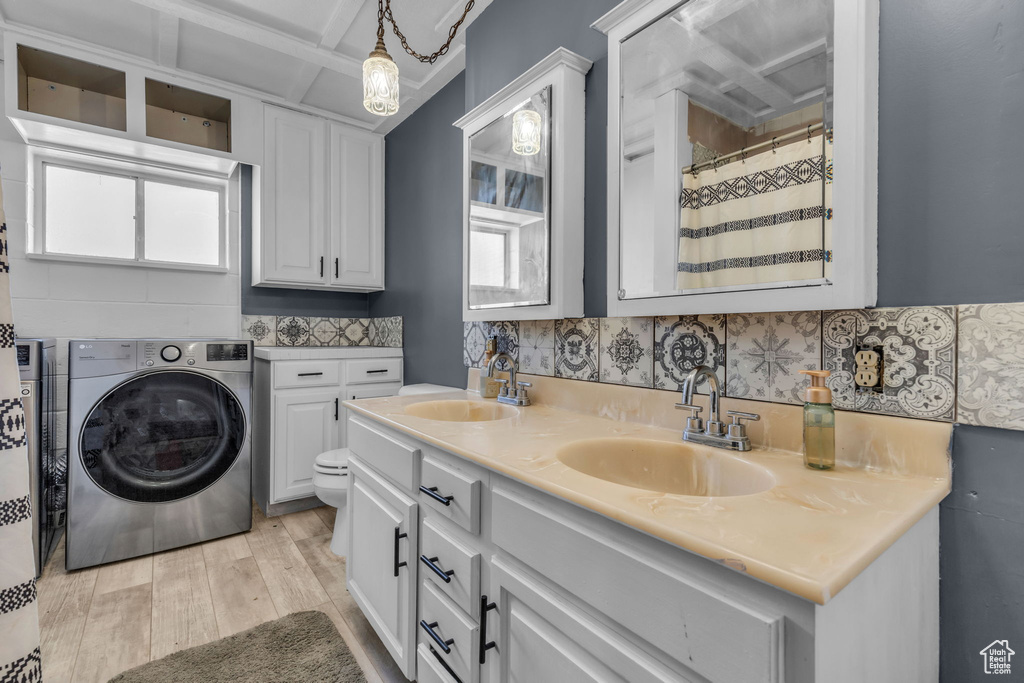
(420, 620), (455, 654)
(334, 257), (339, 278)
(319, 256), (324, 277)
(419, 485), (454, 506)
(479, 595), (498, 664)
(392, 526), (408, 577)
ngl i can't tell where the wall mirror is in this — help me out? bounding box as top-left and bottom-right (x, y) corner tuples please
(456, 48), (592, 322)
(595, 0), (878, 316)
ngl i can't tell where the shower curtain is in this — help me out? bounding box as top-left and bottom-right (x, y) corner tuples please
(0, 176), (42, 681)
(677, 133), (830, 291)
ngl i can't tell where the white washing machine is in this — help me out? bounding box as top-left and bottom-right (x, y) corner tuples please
(66, 339), (252, 570)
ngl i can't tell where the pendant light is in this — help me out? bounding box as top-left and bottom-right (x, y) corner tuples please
(363, 0), (478, 117)
(512, 109), (542, 156)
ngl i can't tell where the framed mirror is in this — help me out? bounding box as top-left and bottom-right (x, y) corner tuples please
(595, 0), (878, 316)
(456, 48), (592, 322)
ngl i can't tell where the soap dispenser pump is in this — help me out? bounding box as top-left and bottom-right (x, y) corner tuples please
(799, 369), (835, 470)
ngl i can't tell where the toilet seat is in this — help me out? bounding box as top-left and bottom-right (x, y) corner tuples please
(314, 448), (349, 475)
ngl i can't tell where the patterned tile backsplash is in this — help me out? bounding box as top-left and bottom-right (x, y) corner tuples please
(460, 302), (1021, 431)
(242, 315), (402, 348)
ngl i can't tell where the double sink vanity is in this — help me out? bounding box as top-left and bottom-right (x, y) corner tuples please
(342, 370), (950, 683)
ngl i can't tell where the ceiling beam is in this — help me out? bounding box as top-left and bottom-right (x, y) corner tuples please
(155, 14), (180, 68)
(319, 0), (363, 50)
(120, 0), (419, 90)
(287, 62), (325, 104)
(758, 38), (828, 77)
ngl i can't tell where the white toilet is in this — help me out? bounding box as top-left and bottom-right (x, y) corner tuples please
(313, 383), (459, 556)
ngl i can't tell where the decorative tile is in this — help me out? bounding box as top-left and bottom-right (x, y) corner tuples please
(822, 306), (956, 421)
(275, 316), (310, 347)
(338, 318), (370, 346)
(727, 311), (822, 405)
(370, 316), (403, 347)
(957, 303), (1024, 430)
(599, 317), (653, 387)
(653, 315), (727, 395)
(308, 317), (341, 347)
(241, 315), (276, 346)
(463, 322), (489, 368)
(520, 320), (555, 377)
(489, 321), (520, 371)
(555, 318), (599, 381)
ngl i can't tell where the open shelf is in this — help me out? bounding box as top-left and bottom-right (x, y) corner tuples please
(17, 45), (127, 131)
(145, 78), (231, 153)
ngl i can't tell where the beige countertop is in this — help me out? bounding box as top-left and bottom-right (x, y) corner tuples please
(344, 379), (951, 605)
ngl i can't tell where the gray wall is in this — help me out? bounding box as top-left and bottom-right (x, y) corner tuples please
(875, 2), (1024, 679)
(375, 1), (1024, 678)
(368, 73), (468, 387)
(240, 164), (369, 317)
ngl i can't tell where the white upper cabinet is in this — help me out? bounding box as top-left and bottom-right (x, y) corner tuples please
(455, 49), (592, 322)
(261, 106), (327, 286)
(595, 0), (879, 316)
(255, 104), (385, 292)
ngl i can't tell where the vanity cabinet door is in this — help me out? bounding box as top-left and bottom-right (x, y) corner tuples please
(347, 456), (419, 679)
(272, 388), (339, 501)
(484, 557), (682, 683)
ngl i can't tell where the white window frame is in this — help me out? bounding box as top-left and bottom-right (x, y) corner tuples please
(28, 148), (230, 272)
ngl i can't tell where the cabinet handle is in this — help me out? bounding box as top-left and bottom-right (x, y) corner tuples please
(334, 257), (339, 278)
(366, 369), (389, 374)
(429, 645), (463, 683)
(334, 397), (339, 421)
(319, 256), (324, 277)
(297, 372), (323, 377)
(479, 595), (497, 664)
(393, 526), (408, 577)
(420, 555), (455, 583)
(419, 485), (454, 506)
(420, 620), (455, 654)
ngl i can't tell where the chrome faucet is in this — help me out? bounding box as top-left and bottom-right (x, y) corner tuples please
(675, 365), (759, 451)
(486, 352), (531, 406)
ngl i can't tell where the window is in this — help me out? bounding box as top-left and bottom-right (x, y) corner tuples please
(37, 157), (227, 269)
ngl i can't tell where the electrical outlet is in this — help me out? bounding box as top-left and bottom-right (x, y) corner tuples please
(854, 345), (883, 392)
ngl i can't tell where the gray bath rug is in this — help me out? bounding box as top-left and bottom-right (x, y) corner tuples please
(108, 611), (365, 683)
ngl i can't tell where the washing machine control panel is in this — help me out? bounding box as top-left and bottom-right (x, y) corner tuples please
(139, 341), (252, 371)
(160, 345), (182, 362)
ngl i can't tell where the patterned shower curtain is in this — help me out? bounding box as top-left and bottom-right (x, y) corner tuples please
(677, 133), (831, 291)
(0, 177), (42, 681)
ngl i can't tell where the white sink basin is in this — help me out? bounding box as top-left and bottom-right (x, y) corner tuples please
(405, 400), (517, 422)
(556, 438), (775, 497)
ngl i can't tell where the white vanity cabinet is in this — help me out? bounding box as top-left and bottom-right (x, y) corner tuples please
(255, 104), (384, 292)
(346, 413), (940, 683)
(251, 350), (402, 514)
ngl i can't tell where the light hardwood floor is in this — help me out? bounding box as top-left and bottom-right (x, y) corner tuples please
(37, 502), (411, 683)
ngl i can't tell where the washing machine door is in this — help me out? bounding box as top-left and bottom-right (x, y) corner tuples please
(79, 370), (246, 503)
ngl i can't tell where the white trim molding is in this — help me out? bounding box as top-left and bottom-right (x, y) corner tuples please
(596, 0), (879, 317)
(455, 48), (593, 323)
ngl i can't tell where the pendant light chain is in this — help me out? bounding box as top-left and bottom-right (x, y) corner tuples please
(382, 0), (477, 64)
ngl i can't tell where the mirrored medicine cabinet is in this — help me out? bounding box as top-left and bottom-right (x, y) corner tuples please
(595, 0), (879, 316)
(455, 48), (593, 322)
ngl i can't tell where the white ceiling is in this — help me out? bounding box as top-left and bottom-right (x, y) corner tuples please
(0, 0), (492, 133)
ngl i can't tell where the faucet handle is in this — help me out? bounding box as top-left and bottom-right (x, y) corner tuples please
(495, 378), (510, 397)
(515, 380), (532, 398)
(726, 410), (760, 439)
(727, 410), (760, 424)
(675, 403), (704, 433)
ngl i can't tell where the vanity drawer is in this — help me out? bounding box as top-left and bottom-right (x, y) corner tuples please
(491, 484), (784, 683)
(273, 360), (340, 389)
(346, 357), (403, 384)
(420, 454), (482, 534)
(420, 517), (481, 617)
(417, 644), (459, 683)
(419, 581), (479, 683)
(347, 416), (420, 491)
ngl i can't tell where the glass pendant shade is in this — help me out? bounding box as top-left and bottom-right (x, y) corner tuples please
(512, 109), (542, 155)
(363, 44), (399, 117)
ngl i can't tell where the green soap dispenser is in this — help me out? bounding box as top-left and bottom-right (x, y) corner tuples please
(800, 369), (835, 470)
